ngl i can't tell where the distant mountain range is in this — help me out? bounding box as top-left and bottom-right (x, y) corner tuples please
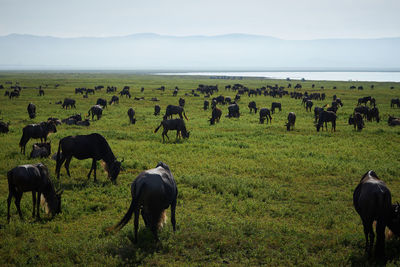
(0, 33), (399, 70)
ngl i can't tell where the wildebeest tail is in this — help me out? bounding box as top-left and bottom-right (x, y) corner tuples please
(154, 123), (162, 133)
(56, 139), (62, 164)
(107, 199), (135, 232)
(19, 128), (27, 148)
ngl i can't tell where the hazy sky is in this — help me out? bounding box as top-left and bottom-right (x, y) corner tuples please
(0, 0), (399, 39)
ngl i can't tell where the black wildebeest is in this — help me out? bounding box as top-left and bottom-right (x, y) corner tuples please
(259, 108), (272, 124)
(179, 97), (185, 107)
(353, 170), (400, 257)
(48, 117), (62, 125)
(209, 107), (222, 125)
(271, 102), (282, 114)
(316, 110), (337, 132)
(0, 121), (10, 133)
(30, 142), (51, 158)
(96, 98), (107, 109)
(7, 163), (62, 222)
(127, 108), (136, 124)
(109, 95), (119, 105)
(354, 106), (370, 119)
(286, 112), (296, 131)
(107, 162), (177, 243)
(9, 90), (20, 99)
(390, 98), (400, 108)
(388, 116), (400, 126)
(86, 88), (95, 95)
(154, 119), (190, 142)
(55, 133), (123, 183)
(203, 100), (209, 110)
(88, 105), (103, 120)
(154, 105), (161, 116)
(163, 105), (188, 120)
(348, 112), (364, 131)
(76, 119), (90, 126)
(305, 100), (313, 112)
(248, 101), (258, 113)
(19, 121), (57, 154)
(27, 103), (36, 119)
(367, 107), (380, 122)
(120, 89), (131, 98)
(62, 98), (76, 109)
(227, 103), (240, 118)
(38, 89), (45, 96)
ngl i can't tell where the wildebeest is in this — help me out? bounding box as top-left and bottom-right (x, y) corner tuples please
(61, 114), (82, 125)
(154, 119), (190, 142)
(47, 117), (62, 125)
(179, 98), (185, 107)
(353, 170), (400, 257)
(119, 89), (131, 98)
(76, 119), (90, 126)
(305, 100), (313, 112)
(286, 112), (296, 131)
(248, 101), (257, 113)
(86, 88), (95, 95)
(88, 105), (103, 120)
(354, 106), (370, 119)
(55, 133), (123, 183)
(109, 95), (119, 105)
(203, 100), (209, 110)
(348, 112), (364, 131)
(388, 116), (400, 126)
(62, 98), (76, 109)
(0, 121), (10, 133)
(163, 105), (188, 120)
(226, 103), (240, 118)
(27, 103), (36, 119)
(209, 107), (222, 125)
(259, 108), (272, 124)
(271, 102), (281, 114)
(107, 162), (177, 243)
(30, 142), (51, 158)
(9, 90), (20, 99)
(316, 110), (337, 132)
(154, 105), (161, 116)
(19, 121), (57, 154)
(127, 108), (136, 124)
(4, 90), (9, 96)
(7, 163), (62, 222)
(96, 98), (107, 109)
(367, 107), (380, 122)
(38, 89), (45, 96)
(390, 98), (400, 108)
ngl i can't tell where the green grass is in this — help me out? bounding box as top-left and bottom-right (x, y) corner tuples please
(0, 72), (400, 266)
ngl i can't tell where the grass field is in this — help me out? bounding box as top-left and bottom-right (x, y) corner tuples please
(0, 72), (399, 266)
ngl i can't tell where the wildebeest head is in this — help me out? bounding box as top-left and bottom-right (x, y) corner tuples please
(348, 115), (354, 125)
(108, 159), (123, 184)
(316, 123), (322, 132)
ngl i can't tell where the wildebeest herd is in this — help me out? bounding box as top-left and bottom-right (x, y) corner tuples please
(1, 79), (400, 260)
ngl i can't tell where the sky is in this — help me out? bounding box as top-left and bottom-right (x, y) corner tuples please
(0, 0), (399, 40)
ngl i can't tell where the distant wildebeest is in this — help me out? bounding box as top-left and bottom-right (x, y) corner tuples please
(19, 121), (57, 154)
(286, 112), (296, 131)
(388, 115), (400, 126)
(55, 133), (123, 183)
(227, 103), (240, 118)
(62, 98), (76, 109)
(141, 87), (144, 92)
(75, 88), (85, 94)
(38, 89), (45, 96)
(305, 100), (313, 112)
(248, 101), (257, 113)
(259, 108), (272, 124)
(30, 142), (51, 158)
(96, 98), (107, 109)
(134, 96), (144, 101)
(163, 105), (188, 120)
(55, 100), (62, 105)
(4, 90), (10, 96)
(61, 114), (82, 125)
(27, 103), (36, 119)
(109, 95), (119, 105)
(354, 106), (370, 119)
(209, 107), (222, 125)
(353, 170), (400, 257)
(214, 95), (225, 105)
(154, 105), (161, 116)
(88, 105), (103, 120)
(179, 98), (185, 107)
(173, 88), (178, 96)
(367, 107), (380, 122)
(86, 88), (95, 95)
(316, 110), (337, 132)
(7, 163), (63, 222)
(271, 102), (281, 114)
(47, 117), (62, 125)
(127, 108), (136, 124)
(203, 100), (209, 110)
(107, 162), (177, 243)
(225, 96), (232, 104)
(154, 119), (190, 142)
(348, 112), (364, 131)
(150, 97), (159, 102)
(358, 96), (371, 106)
(76, 119), (90, 126)
(390, 98), (400, 108)
(119, 89), (131, 98)
(9, 90), (20, 99)
(0, 121), (10, 133)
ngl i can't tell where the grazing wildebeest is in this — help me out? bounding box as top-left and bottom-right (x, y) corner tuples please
(107, 162), (177, 243)
(27, 103), (36, 119)
(248, 101), (258, 113)
(316, 110), (337, 132)
(127, 108), (136, 124)
(96, 98), (107, 109)
(353, 170), (400, 257)
(30, 142), (51, 158)
(88, 105), (103, 120)
(388, 116), (400, 126)
(286, 112), (296, 131)
(109, 95), (119, 105)
(163, 105), (188, 120)
(358, 96), (371, 106)
(367, 107), (380, 122)
(227, 103), (240, 118)
(390, 98), (400, 108)
(0, 121), (10, 133)
(7, 163), (62, 222)
(4, 90), (10, 96)
(9, 90), (20, 99)
(305, 100), (313, 112)
(154, 105), (161, 116)
(119, 90), (131, 98)
(55, 133), (123, 183)
(86, 88), (95, 95)
(62, 98), (76, 109)
(203, 100), (209, 110)
(76, 119), (90, 126)
(209, 107), (222, 125)
(259, 108), (272, 124)
(154, 119), (190, 142)
(38, 89), (44, 96)
(19, 121), (57, 154)
(354, 106), (370, 119)
(348, 112), (364, 131)
(271, 102), (282, 114)
(179, 97), (185, 107)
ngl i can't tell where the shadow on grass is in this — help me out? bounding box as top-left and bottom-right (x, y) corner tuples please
(349, 239), (400, 266)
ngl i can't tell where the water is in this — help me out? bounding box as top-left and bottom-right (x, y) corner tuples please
(156, 71), (400, 82)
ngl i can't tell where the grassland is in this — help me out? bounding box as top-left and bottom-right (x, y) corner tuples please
(0, 72), (399, 266)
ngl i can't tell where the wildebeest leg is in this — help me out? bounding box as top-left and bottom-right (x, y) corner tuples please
(134, 208), (140, 243)
(56, 153), (67, 179)
(332, 121), (336, 132)
(36, 191), (41, 220)
(92, 159), (97, 182)
(171, 199), (176, 232)
(32, 191), (36, 218)
(64, 156), (73, 177)
(7, 192), (13, 223)
(362, 220), (374, 256)
(375, 219), (386, 257)
(15, 192), (23, 220)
